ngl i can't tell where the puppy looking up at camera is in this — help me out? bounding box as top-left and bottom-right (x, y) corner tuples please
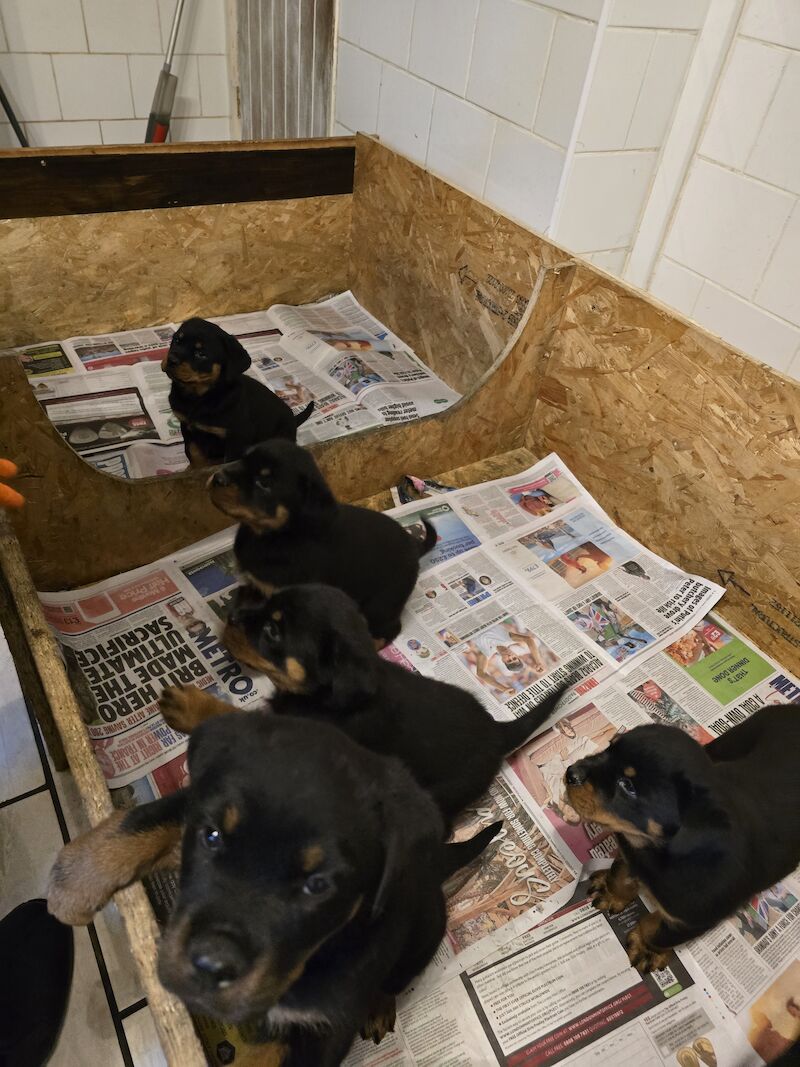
(209, 441), (437, 646)
(563, 708), (800, 973)
(164, 318), (314, 468)
(160, 584), (570, 824)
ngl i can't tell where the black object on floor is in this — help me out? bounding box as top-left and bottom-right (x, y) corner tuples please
(0, 899), (74, 1067)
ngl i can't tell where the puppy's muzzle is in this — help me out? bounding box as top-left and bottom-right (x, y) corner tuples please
(188, 929), (249, 990)
(565, 762), (588, 786)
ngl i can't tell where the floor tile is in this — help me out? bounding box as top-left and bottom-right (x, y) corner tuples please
(124, 1006), (168, 1067)
(0, 635), (45, 804)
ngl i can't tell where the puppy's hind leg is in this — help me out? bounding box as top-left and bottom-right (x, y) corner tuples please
(626, 909), (701, 973)
(160, 684), (236, 734)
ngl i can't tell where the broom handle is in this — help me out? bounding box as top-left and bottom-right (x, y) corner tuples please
(164, 0), (187, 71)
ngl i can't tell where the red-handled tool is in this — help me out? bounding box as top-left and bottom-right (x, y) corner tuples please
(145, 0), (187, 143)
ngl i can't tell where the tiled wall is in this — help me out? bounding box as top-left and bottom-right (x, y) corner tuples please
(0, 0), (232, 147)
(334, 0), (705, 266)
(649, 0), (800, 378)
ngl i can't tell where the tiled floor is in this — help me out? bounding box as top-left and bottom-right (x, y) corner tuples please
(0, 627), (166, 1066)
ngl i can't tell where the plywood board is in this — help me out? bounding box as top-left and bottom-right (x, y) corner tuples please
(531, 263), (800, 675)
(349, 136), (568, 395)
(0, 193), (351, 348)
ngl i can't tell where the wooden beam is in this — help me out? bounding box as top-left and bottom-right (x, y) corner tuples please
(0, 137), (355, 218)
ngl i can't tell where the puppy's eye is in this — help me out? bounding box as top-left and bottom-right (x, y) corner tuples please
(617, 776), (637, 799)
(303, 874), (330, 896)
(201, 826), (223, 850)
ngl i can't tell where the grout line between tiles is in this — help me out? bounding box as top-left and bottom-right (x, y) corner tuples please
(0, 782), (49, 810)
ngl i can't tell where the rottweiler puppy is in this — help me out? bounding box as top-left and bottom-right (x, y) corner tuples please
(160, 584), (568, 823)
(209, 441), (437, 646)
(163, 318), (314, 468)
(48, 715), (498, 1066)
(563, 708), (800, 973)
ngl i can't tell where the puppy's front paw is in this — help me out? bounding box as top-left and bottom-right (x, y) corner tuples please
(626, 924), (671, 973)
(47, 812), (128, 925)
(360, 994), (396, 1045)
(160, 684), (205, 733)
(588, 870), (630, 915)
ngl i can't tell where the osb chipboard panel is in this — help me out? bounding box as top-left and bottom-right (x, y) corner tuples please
(349, 136), (568, 395)
(0, 259), (573, 590)
(0, 193), (351, 347)
(531, 263), (800, 675)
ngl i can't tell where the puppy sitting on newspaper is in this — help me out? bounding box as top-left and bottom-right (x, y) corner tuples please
(163, 318), (314, 468)
(563, 708), (800, 973)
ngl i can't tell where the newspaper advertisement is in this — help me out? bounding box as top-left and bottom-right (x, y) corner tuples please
(385, 455), (724, 723)
(38, 456), (800, 1065)
(5, 291), (459, 476)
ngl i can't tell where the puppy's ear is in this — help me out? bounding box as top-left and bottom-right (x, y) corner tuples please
(324, 617), (380, 711)
(665, 771), (727, 857)
(299, 454), (337, 525)
(371, 763), (443, 920)
(222, 332), (251, 383)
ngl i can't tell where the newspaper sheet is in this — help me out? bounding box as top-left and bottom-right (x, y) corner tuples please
(5, 292), (459, 475)
(37, 457), (800, 1065)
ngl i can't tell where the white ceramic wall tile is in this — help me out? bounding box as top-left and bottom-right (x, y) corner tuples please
(0, 0), (86, 53)
(532, 0), (603, 19)
(0, 637), (43, 805)
(586, 248), (628, 273)
(158, 0), (227, 54)
(198, 54), (229, 116)
(789, 345), (800, 378)
(335, 42), (381, 133)
(0, 54), (61, 122)
(609, 0), (711, 30)
(359, 0), (415, 66)
(169, 115), (231, 141)
(699, 37), (786, 170)
(338, 0), (362, 44)
(467, 0), (554, 128)
(100, 118), (147, 143)
(82, 0), (162, 54)
(484, 122), (565, 233)
(577, 28), (654, 151)
(663, 159), (794, 298)
(0, 18), (6, 50)
(25, 120), (102, 146)
(129, 53), (201, 118)
(756, 201), (800, 325)
(693, 280), (800, 372)
(649, 257), (703, 316)
(554, 150), (657, 252)
(377, 65), (434, 166)
(53, 54), (135, 120)
(740, 0), (800, 50)
(51, 928), (125, 1067)
(626, 31), (695, 150)
(534, 15), (596, 148)
(426, 91), (496, 197)
(0, 123), (16, 147)
(747, 53), (800, 198)
(333, 121), (352, 135)
(409, 0), (479, 95)
(124, 1007), (168, 1067)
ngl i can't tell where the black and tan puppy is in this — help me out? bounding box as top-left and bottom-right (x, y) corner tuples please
(564, 708), (800, 973)
(164, 318), (314, 468)
(48, 715), (498, 1066)
(161, 584), (568, 822)
(210, 441), (437, 646)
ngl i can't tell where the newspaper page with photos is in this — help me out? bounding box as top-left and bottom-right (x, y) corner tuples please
(5, 291), (460, 477)
(37, 456), (799, 1065)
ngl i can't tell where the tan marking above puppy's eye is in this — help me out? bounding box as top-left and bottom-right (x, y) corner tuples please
(259, 467), (272, 478)
(222, 805), (240, 833)
(623, 766), (637, 777)
(271, 610), (283, 622)
(646, 819), (663, 838)
(301, 844), (325, 872)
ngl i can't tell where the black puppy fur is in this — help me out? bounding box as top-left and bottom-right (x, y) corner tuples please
(210, 441), (437, 645)
(564, 709), (800, 972)
(164, 318), (314, 467)
(223, 584), (567, 821)
(145, 714), (495, 1066)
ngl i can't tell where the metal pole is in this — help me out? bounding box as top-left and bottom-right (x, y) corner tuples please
(145, 0), (189, 142)
(164, 0), (188, 71)
(0, 79), (28, 148)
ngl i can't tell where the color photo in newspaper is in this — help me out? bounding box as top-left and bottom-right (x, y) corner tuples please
(5, 291), (461, 477)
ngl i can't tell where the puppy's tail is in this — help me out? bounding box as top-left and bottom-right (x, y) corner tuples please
(415, 519), (438, 558)
(294, 400), (315, 427)
(439, 820), (503, 881)
(498, 681), (571, 755)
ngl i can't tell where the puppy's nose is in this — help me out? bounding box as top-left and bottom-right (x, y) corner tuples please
(211, 468), (231, 488)
(189, 933), (248, 987)
(565, 763), (587, 786)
